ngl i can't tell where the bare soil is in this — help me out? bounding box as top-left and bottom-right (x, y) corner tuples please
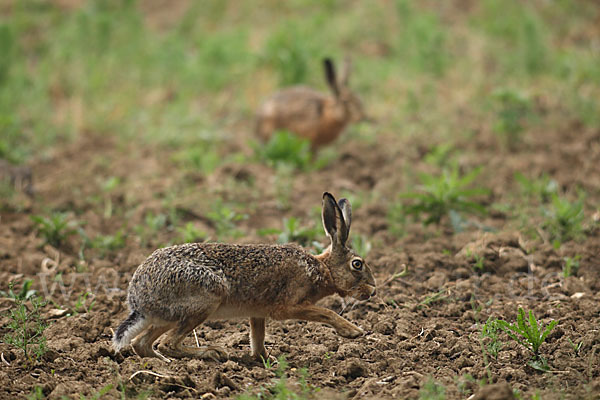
(1, 114), (599, 400)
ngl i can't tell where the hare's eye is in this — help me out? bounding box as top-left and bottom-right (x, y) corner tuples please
(351, 259), (363, 271)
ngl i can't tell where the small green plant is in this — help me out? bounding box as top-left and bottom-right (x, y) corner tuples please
(26, 386), (44, 400)
(176, 222), (207, 243)
(401, 165), (489, 226)
(395, 0), (449, 76)
(90, 230), (126, 258)
(207, 201), (247, 239)
(31, 212), (79, 247)
(134, 212), (168, 246)
(259, 217), (319, 247)
(117, 379), (152, 400)
(351, 234), (372, 258)
(273, 164), (294, 210)
(455, 374), (477, 396)
(418, 289), (448, 308)
(255, 131), (312, 170)
(173, 140), (222, 175)
(567, 338), (582, 356)
(419, 377), (446, 400)
(261, 355), (275, 370)
(491, 88), (532, 148)
(515, 172), (558, 203)
(0, 279), (36, 300)
(541, 193), (585, 244)
(387, 201), (407, 237)
(239, 355), (319, 399)
(497, 307), (558, 359)
(78, 384), (114, 400)
(72, 292), (95, 315)
(3, 284), (49, 365)
(99, 176), (121, 219)
(276, 217), (319, 245)
(562, 255), (581, 278)
(466, 251), (486, 273)
(424, 144), (454, 167)
(262, 24), (310, 86)
(481, 317), (503, 360)
(566, 338), (582, 356)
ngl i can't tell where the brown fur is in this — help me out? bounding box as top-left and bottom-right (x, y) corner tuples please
(113, 193), (376, 362)
(256, 58), (367, 149)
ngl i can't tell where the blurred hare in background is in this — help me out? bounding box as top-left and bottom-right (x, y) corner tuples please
(256, 58), (369, 150)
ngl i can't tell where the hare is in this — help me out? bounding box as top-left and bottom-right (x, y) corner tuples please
(256, 58), (368, 150)
(113, 192), (376, 362)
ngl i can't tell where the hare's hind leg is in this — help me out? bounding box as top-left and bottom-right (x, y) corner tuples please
(131, 322), (174, 362)
(157, 315), (228, 361)
(250, 317), (267, 360)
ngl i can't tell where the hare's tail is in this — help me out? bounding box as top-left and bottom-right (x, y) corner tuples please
(113, 310), (146, 351)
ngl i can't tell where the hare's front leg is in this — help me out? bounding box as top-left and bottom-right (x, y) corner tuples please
(274, 305), (364, 338)
(250, 317), (267, 360)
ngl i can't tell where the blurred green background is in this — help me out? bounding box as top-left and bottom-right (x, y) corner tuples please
(1, 0), (598, 164)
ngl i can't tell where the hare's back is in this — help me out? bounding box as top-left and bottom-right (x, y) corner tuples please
(257, 86), (328, 139)
(135, 242), (316, 281)
(130, 244), (230, 297)
(130, 243), (320, 311)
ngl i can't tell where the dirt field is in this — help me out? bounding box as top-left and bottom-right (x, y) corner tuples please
(1, 124), (599, 399)
(1, 1), (600, 399)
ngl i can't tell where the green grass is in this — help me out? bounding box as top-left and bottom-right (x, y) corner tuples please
(419, 378), (446, 400)
(399, 165), (490, 228)
(259, 217), (320, 247)
(3, 287), (49, 366)
(541, 193), (585, 245)
(237, 356), (320, 400)
(481, 317), (503, 360)
(207, 200), (248, 240)
(0, 279), (36, 300)
(134, 212), (168, 247)
(0, 0), (598, 168)
(255, 131), (313, 171)
(490, 88), (533, 148)
(515, 172), (558, 204)
(176, 222), (208, 244)
(88, 230), (127, 258)
(31, 213), (80, 248)
(562, 255), (581, 278)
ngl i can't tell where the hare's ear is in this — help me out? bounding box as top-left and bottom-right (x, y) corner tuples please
(322, 192), (348, 247)
(323, 58), (340, 98)
(338, 198), (352, 234)
(340, 57), (352, 87)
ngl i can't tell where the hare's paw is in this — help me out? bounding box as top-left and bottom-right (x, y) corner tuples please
(337, 325), (364, 339)
(202, 346), (229, 362)
(158, 343), (228, 362)
(251, 347), (267, 361)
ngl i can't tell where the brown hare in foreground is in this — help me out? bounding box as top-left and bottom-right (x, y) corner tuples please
(113, 192), (376, 362)
(255, 58), (368, 150)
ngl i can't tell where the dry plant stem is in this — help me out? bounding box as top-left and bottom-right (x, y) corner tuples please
(381, 264), (409, 286)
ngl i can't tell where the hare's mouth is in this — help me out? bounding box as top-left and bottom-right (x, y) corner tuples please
(355, 286), (376, 301)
